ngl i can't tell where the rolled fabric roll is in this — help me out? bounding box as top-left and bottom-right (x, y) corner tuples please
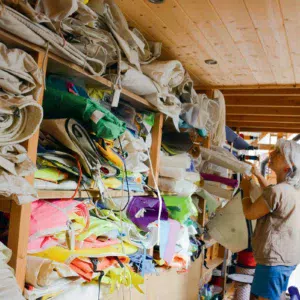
(200, 146), (252, 175)
(0, 96), (43, 146)
(201, 172), (239, 188)
(0, 42), (42, 98)
(141, 60), (185, 88)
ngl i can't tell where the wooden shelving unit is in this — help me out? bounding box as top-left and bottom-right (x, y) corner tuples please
(0, 27), (220, 299)
(0, 28), (164, 290)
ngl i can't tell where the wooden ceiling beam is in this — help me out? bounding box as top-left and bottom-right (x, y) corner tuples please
(227, 122), (300, 130)
(230, 127), (300, 133)
(226, 106), (300, 116)
(258, 144), (276, 150)
(226, 115), (300, 123)
(221, 89), (300, 96)
(225, 96), (300, 107)
(195, 85), (300, 91)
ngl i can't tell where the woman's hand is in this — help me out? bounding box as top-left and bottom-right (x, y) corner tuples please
(240, 175), (252, 194)
(251, 165), (261, 177)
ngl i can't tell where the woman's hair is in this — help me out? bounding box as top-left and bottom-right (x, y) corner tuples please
(276, 138), (300, 189)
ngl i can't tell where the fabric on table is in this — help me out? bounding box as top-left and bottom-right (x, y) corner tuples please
(141, 60), (184, 88)
(201, 172), (238, 188)
(28, 199), (89, 253)
(0, 95), (43, 146)
(251, 264), (296, 300)
(43, 87), (126, 140)
(206, 192), (256, 253)
(0, 242), (24, 300)
(26, 256), (78, 288)
(0, 42), (42, 99)
(0, 5), (105, 75)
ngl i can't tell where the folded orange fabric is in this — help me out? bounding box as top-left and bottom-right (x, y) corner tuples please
(70, 256), (130, 281)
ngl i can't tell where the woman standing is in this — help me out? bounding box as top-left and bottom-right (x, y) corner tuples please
(241, 139), (300, 300)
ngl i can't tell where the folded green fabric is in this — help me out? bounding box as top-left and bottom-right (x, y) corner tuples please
(163, 195), (197, 224)
(43, 87), (126, 140)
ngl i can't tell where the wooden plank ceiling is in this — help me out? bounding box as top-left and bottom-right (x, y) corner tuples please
(115, 0), (300, 133)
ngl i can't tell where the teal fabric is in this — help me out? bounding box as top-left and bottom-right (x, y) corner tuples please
(43, 87), (126, 140)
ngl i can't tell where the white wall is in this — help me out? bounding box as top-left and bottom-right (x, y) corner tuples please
(288, 265), (300, 290)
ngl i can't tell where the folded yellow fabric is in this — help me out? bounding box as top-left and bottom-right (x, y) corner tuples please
(31, 243), (138, 263)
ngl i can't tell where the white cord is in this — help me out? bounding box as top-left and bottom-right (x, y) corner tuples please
(146, 147), (163, 246)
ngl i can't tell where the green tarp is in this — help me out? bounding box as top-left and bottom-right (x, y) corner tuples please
(43, 87), (126, 140)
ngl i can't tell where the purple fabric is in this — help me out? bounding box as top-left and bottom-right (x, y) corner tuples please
(127, 196), (169, 232)
(200, 173), (239, 188)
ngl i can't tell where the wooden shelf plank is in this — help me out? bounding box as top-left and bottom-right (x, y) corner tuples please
(37, 189), (147, 199)
(0, 29), (157, 112)
(47, 53), (157, 111)
(203, 257), (224, 275)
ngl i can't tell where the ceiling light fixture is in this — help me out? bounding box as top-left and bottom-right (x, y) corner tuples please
(148, 0), (164, 3)
(205, 59), (218, 65)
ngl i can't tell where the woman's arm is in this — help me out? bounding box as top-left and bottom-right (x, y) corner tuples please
(252, 165), (269, 189)
(241, 177), (270, 220)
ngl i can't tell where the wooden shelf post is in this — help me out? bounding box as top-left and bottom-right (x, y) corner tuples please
(8, 50), (47, 289)
(148, 113), (164, 188)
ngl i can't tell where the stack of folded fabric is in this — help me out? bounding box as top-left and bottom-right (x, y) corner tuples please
(158, 152), (199, 196)
(25, 198), (145, 299)
(0, 42), (43, 205)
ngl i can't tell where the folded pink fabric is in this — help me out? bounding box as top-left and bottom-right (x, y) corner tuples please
(200, 173), (238, 188)
(28, 199), (89, 253)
